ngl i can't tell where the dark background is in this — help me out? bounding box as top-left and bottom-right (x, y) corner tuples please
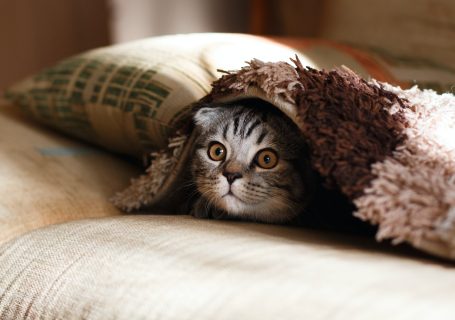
(0, 0), (453, 90)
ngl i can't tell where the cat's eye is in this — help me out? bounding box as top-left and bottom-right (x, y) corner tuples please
(255, 149), (279, 169)
(208, 142), (226, 161)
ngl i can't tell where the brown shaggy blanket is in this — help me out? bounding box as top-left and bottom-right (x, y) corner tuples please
(113, 57), (455, 260)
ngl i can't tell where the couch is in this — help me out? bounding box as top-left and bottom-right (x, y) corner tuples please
(0, 102), (454, 319)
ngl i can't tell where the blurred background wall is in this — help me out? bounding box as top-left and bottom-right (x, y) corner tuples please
(0, 0), (453, 90)
(110, 0), (250, 43)
(0, 0), (257, 90)
(0, 0), (110, 90)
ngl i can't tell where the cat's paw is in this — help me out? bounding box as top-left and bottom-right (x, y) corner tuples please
(190, 208), (211, 219)
(190, 198), (211, 219)
(190, 198), (228, 220)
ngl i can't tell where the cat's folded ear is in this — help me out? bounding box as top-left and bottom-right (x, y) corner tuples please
(193, 107), (221, 127)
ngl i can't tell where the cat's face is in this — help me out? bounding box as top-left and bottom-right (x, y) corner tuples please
(191, 102), (314, 223)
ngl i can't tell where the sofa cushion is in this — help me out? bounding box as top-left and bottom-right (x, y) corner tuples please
(0, 215), (453, 320)
(0, 104), (140, 244)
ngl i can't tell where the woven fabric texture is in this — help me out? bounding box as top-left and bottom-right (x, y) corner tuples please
(0, 215), (454, 320)
(0, 104), (140, 244)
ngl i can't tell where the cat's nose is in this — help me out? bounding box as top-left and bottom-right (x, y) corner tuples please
(223, 171), (242, 184)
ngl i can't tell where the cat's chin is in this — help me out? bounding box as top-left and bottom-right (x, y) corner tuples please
(219, 193), (248, 214)
(217, 194), (296, 223)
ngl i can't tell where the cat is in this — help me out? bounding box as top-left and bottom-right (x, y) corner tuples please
(188, 99), (316, 223)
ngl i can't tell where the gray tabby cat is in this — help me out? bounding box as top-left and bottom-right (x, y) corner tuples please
(189, 100), (315, 223)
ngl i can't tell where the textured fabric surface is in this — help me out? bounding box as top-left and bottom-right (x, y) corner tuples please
(0, 104), (140, 244)
(0, 215), (454, 320)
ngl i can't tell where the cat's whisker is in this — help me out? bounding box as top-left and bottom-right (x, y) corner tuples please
(180, 179), (198, 189)
(244, 186), (269, 194)
(243, 188), (271, 198)
(240, 190), (264, 201)
(240, 188), (271, 201)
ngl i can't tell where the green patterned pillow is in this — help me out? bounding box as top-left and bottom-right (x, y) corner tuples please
(4, 33), (308, 157)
